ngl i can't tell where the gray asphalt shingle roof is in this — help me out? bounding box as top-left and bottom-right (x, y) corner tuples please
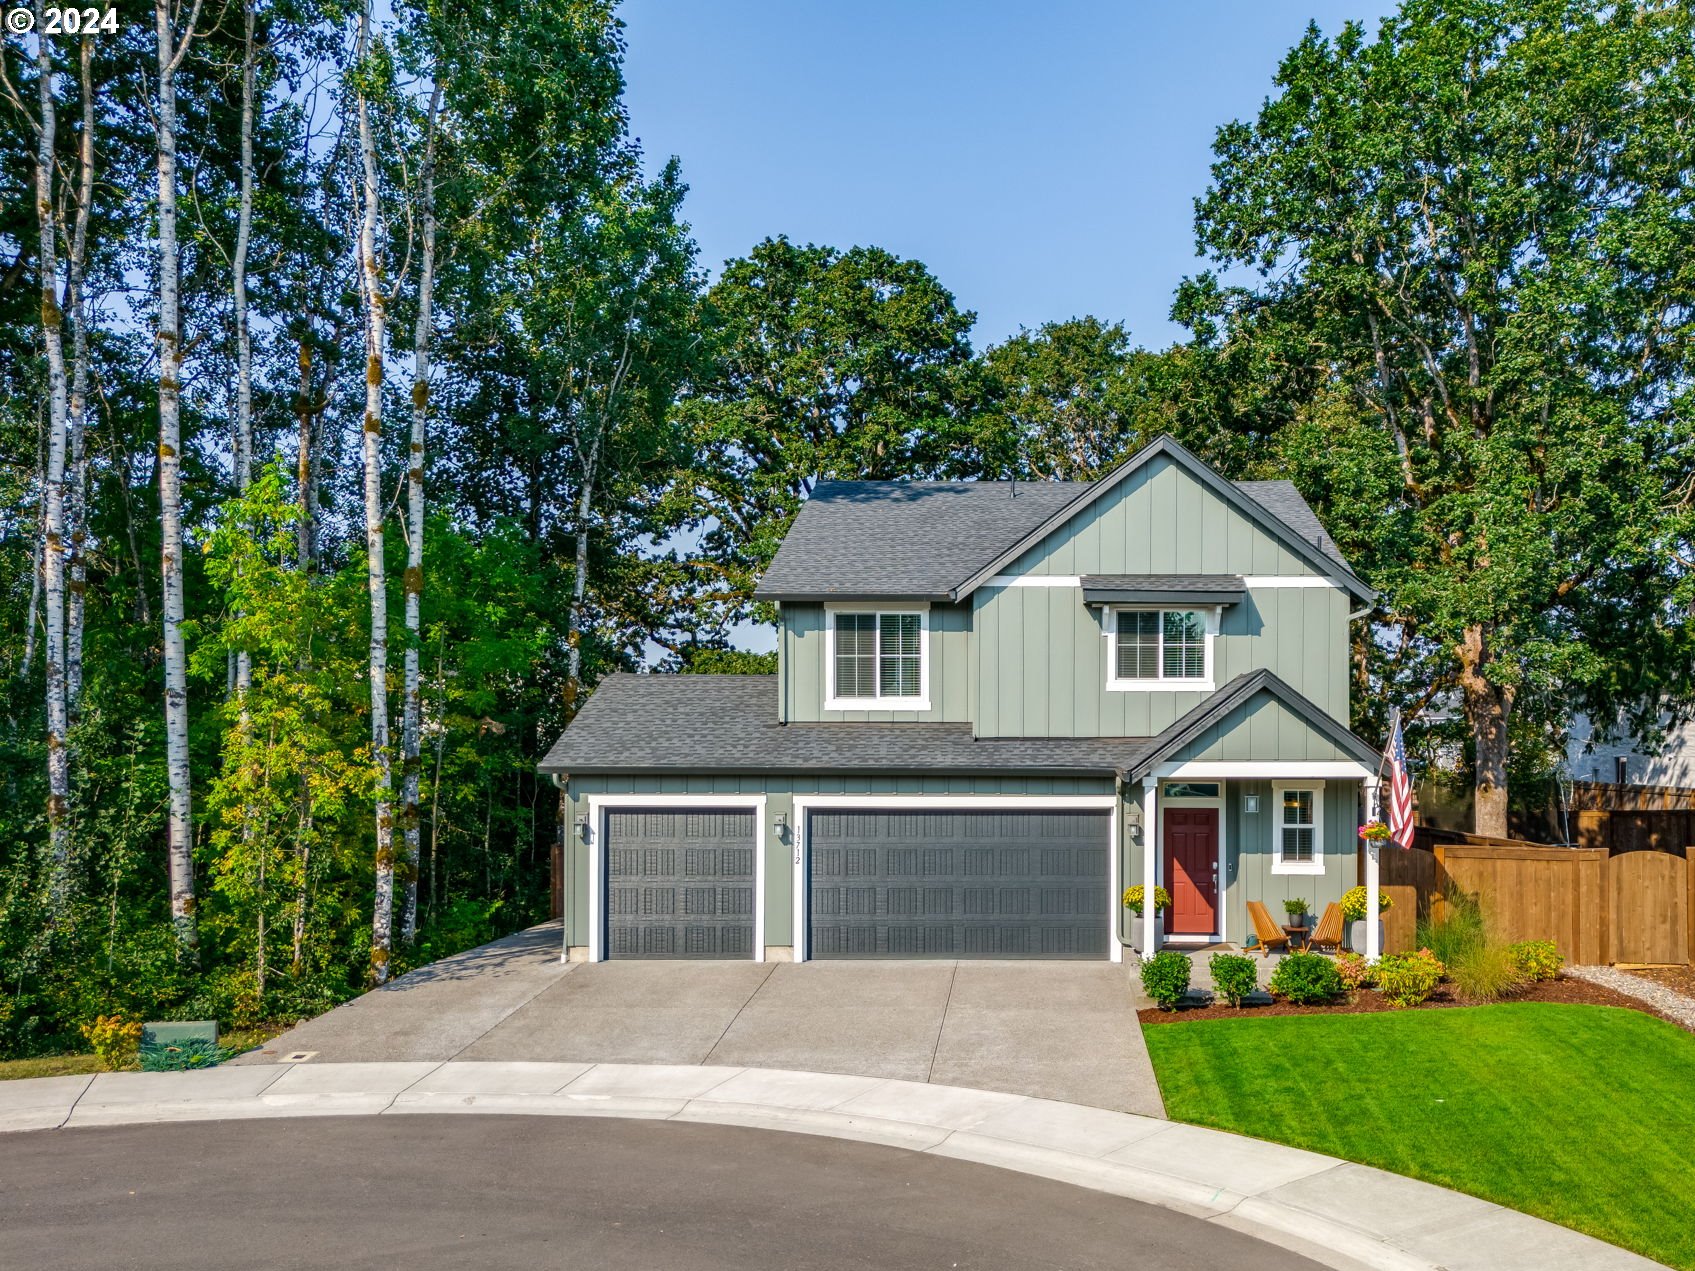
(752, 442), (1365, 601)
(1079, 574), (1248, 605)
(537, 674), (1155, 776)
(754, 479), (1089, 600)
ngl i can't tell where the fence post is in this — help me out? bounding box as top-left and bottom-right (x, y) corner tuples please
(1431, 846), (1447, 926)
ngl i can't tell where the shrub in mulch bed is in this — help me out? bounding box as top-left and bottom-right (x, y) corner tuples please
(1138, 973), (1684, 1027)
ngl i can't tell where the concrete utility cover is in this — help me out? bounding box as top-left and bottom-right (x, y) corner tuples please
(241, 923), (1163, 1117)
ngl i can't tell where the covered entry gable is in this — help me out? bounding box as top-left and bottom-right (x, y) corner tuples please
(1130, 669), (1380, 779)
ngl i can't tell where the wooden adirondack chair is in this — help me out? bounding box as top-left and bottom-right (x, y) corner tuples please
(1246, 901), (1289, 957)
(1306, 902), (1344, 954)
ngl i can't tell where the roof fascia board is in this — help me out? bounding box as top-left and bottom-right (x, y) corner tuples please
(952, 434), (1376, 604)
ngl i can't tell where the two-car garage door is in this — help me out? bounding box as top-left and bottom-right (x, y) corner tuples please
(603, 805), (1110, 960)
(808, 809), (1110, 959)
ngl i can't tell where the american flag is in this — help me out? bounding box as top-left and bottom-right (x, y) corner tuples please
(1387, 711), (1415, 850)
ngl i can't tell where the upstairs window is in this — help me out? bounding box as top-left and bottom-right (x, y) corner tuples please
(1108, 608), (1214, 689)
(828, 609), (927, 708)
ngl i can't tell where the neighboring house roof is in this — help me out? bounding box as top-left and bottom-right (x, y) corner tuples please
(537, 674), (1154, 776)
(1126, 668), (1381, 781)
(1079, 574), (1247, 606)
(755, 478), (1089, 601)
(754, 434), (1374, 604)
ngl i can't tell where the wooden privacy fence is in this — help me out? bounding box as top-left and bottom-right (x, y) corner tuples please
(1375, 834), (1694, 965)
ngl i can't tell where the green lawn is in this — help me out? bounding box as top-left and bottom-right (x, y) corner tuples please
(1143, 1003), (1695, 1270)
(0, 1054), (103, 1081)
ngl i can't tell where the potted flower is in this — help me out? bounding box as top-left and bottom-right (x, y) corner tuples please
(1122, 885), (1172, 953)
(1340, 885), (1393, 952)
(1282, 897), (1309, 928)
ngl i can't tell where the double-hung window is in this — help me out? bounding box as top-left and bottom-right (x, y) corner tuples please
(1272, 784), (1325, 875)
(1108, 608), (1213, 689)
(828, 610), (927, 709)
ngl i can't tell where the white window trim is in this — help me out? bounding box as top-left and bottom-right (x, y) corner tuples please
(823, 602), (931, 711)
(1271, 782), (1326, 876)
(1105, 605), (1218, 692)
(790, 795), (1121, 965)
(584, 794), (768, 963)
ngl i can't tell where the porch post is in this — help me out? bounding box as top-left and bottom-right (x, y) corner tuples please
(1141, 775), (1160, 956)
(1364, 777), (1382, 962)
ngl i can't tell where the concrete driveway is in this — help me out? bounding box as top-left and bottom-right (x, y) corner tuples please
(241, 923), (1162, 1116)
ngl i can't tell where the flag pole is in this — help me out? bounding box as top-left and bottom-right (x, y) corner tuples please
(1365, 708), (1398, 965)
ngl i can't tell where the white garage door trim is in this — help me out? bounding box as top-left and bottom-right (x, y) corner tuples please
(585, 793), (768, 963)
(790, 795), (1122, 964)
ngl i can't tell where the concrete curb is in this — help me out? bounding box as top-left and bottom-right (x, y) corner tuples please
(0, 1061), (1661, 1271)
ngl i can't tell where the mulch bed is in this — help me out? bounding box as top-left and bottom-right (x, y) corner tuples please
(1138, 974), (1682, 1027)
(1622, 963), (1695, 998)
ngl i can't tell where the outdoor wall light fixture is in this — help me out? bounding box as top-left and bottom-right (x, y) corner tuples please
(574, 815), (590, 842)
(1242, 793), (1260, 814)
(1125, 804), (1142, 842)
(772, 813), (788, 840)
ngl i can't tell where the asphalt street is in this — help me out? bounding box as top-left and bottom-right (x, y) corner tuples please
(0, 1114), (1324, 1270)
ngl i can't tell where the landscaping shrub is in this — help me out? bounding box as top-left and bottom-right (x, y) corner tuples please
(1334, 951), (1372, 993)
(1447, 940), (1528, 1004)
(1509, 939), (1563, 982)
(1209, 953), (1259, 1007)
(79, 1015), (142, 1072)
(139, 1036), (236, 1072)
(1140, 951), (1192, 1010)
(1416, 889), (1487, 967)
(1268, 951), (1342, 1005)
(1375, 948), (1445, 1007)
(1339, 886), (1393, 921)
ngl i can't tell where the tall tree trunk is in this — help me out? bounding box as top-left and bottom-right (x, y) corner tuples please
(65, 36), (95, 723)
(294, 338), (316, 572)
(399, 82), (441, 947)
(156, 0), (205, 961)
(355, 0), (396, 985)
(232, 0), (255, 681)
(1458, 623), (1513, 838)
(32, 9), (73, 916)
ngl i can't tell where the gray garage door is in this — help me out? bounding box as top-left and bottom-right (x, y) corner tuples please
(807, 809), (1110, 959)
(606, 808), (755, 958)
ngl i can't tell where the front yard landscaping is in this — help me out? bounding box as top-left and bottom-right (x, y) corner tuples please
(1143, 1002), (1695, 1270)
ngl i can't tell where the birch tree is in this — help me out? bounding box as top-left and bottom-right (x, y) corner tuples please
(354, 0), (397, 983)
(399, 81), (440, 946)
(26, 6), (73, 915)
(157, 0), (206, 959)
(64, 37), (95, 723)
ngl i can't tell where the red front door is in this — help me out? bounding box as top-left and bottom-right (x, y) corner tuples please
(1164, 808), (1219, 936)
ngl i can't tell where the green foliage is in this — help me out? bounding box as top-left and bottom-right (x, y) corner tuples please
(1178, 0), (1695, 825)
(1122, 885), (1172, 916)
(1282, 898), (1308, 918)
(1340, 887), (1392, 921)
(1447, 942), (1529, 1005)
(1209, 953), (1259, 1008)
(1334, 951), (1373, 993)
(1268, 951), (1343, 1005)
(1416, 890), (1486, 968)
(1139, 950), (1193, 1011)
(1374, 949), (1445, 1008)
(1509, 940), (1563, 983)
(682, 649), (778, 675)
(79, 1016), (142, 1072)
(139, 1036), (234, 1072)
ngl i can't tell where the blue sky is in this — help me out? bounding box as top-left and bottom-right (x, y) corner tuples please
(619, 1), (1397, 351)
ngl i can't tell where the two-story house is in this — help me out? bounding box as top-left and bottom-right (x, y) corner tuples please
(540, 435), (1381, 963)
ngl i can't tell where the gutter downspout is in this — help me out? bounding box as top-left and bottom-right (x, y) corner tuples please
(550, 772), (570, 962)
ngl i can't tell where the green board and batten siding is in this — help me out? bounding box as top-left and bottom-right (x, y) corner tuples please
(780, 602), (973, 724)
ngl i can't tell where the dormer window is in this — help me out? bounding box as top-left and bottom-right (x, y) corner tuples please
(825, 606), (929, 710)
(1107, 607), (1216, 691)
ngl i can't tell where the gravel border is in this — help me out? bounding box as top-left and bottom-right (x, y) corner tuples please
(1565, 965), (1695, 1032)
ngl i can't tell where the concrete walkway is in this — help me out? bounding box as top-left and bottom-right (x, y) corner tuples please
(238, 922), (1163, 1115)
(0, 1061), (1660, 1271)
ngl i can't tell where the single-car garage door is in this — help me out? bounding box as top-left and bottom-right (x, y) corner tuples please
(807, 809), (1109, 959)
(606, 808), (755, 958)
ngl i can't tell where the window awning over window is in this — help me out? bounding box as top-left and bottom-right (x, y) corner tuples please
(1079, 574), (1246, 606)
